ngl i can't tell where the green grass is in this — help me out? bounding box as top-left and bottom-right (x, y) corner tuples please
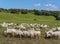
(0, 12), (60, 27)
(0, 13), (57, 22)
(0, 12), (60, 44)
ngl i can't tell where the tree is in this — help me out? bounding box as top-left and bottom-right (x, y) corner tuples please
(40, 10), (48, 16)
(21, 9), (28, 14)
(56, 15), (60, 20)
(8, 9), (20, 14)
(0, 8), (5, 12)
(33, 9), (40, 15)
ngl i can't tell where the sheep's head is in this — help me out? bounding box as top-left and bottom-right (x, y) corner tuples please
(45, 30), (53, 38)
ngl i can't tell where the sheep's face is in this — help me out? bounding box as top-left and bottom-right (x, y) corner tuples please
(45, 32), (52, 38)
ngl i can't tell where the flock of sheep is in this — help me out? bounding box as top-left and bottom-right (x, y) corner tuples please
(0, 22), (60, 39)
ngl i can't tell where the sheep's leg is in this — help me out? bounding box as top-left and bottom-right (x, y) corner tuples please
(30, 34), (32, 39)
(23, 33), (26, 38)
(12, 32), (15, 38)
(57, 36), (60, 40)
(19, 35), (21, 39)
(38, 34), (40, 39)
(31, 35), (34, 39)
(36, 35), (38, 39)
(37, 34), (40, 39)
(31, 36), (32, 39)
(38, 35), (40, 39)
(25, 34), (26, 38)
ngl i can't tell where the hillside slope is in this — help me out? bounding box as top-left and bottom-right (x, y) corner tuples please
(0, 12), (60, 27)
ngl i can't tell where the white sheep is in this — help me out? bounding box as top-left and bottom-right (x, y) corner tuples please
(56, 27), (60, 31)
(45, 30), (60, 39)
(40, 24), (49, 29)
(28, 29), (41, 39)
(28, 30), (34, 38)
(45, 30), (53, 38)
(44, 24), (49, 29)
(23, 31), (30, 37)
(30, 24), (35, 28)
(4, 28), (17, 37)
(40, 24), (44, 28)
(16, 29), (23, 38)
(52, 28), (56, 31)
(49, 31), (60, 39)
(1, 22), (8, 27)
(19, 24), (26, 30)
(34, 31), (41, 39)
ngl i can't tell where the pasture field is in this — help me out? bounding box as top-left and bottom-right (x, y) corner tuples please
(0, 12), (60, 44)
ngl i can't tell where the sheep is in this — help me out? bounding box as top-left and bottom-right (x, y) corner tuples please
(28, 28), (41, 39)
(29, 24), (35, 28)
(43, 24), (49, 29)
(40, 24), (49, 29)
(45, 30), (60, 39)
(28, 30), (34, 38)
(4, 28), (25, 38)
(45, 30), (53, 38)
(16, 29), (23, 38)
(52, 28), (56, 31)
(56, 27), (60, 31)
(4, 28), (17, 37)
(0, 22), (15, 28)
(8, 23), (14, 26)
(14, 24), (20, 29)
(40, 24), (44, 29)
(33, 31), (41, 39)
(19, 24), (26, 30)
(49, 31), (60, 39)
(1, 22), (8, 27)
(22, 28), (35, 38)
(33, 23), (40, 28)
(23, 31), (30, 38)
(51, 27), (60, 31)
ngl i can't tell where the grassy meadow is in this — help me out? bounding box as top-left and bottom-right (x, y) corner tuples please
(0, 12), (60, 26)
(0, 12), (60, 44)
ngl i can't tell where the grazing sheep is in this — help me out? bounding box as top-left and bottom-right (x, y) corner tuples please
(52, 28), (56, 31)
(16, 29), (23, 38)
(28, 29), (41, 39)
(45, 30), (53, 38)
(40, 24), (49, 29)
(56, 27), (60, 31)
(30, 24), (34, 28)
(1, 22), (8, 27)
(40, 24), (44, 29)
(45, 30), (60, 39)
(23, 31), (30, 38)
(43, 24), (49, 29)
(49, 31), (60, 39)
(19, 24), (26, 30)
(34, 31), (41, 39)
(4, 28), (17, 37)
(28, 31), (34, 38)
(33, 23), (40, 28)
(8, 23), (14, 26)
